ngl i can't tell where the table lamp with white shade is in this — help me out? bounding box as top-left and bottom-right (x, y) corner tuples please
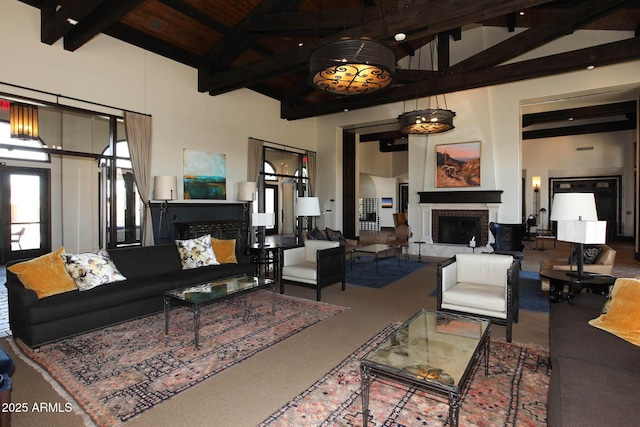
(296, 197), (320, 240)
(550, 193), (607, 280)
(252, 212), (275, 248)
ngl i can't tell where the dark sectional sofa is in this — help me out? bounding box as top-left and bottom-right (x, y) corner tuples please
(548, 293), (640, 426)
(6, 241), (255, 348)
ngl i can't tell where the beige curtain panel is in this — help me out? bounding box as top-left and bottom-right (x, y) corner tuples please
(124, 111), (154, 246)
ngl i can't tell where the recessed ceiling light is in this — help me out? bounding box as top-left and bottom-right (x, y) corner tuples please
(394, 33), (406, 42)
(298, 42), (304, 47)
(568, 117), (574, 121)
(519, 11), (525, 16)
(586, 65), (595, 71)
(67, 18), (78, 25)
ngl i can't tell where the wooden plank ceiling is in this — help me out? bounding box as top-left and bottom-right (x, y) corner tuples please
(18, 0), (640, 141)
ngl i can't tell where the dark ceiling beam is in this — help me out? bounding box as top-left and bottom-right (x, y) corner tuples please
(360, 131), (405, 142)
(452, 0), (629, 73)
(282, 36), (640, 120)
(386, 0), (554, 46)
(62, 0), (145, 52)
(438, 33), (450, 70)
(158, 0), (231, 35)
(523, 120), (636, 139)
(379, 140), (408, 152)
(507, 12), (517, 33)
(40, 0), (107, 45)
(103, 23), (201, 68)
(523, 101), (637, 127)
(199, 0), (306, 78)
(200, 0), (554, 94)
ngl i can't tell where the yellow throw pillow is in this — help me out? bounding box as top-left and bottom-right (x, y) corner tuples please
(211, 238), (238, 264)
(7, 247), (77, 299)
(589, 278), (640, 346)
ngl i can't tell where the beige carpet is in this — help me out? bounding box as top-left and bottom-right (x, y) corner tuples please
(5, 240), (637, 426)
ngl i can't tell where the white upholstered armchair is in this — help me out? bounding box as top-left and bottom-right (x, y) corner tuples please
(437, 253), (520, 342)
(281, 240), (345, 301)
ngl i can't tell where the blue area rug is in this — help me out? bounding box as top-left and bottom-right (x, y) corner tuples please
(346, 256), (428, 289)
(427, 270), (549, 313)
(519, 270), (549, 313)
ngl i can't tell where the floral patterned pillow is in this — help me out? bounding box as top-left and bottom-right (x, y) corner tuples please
(175, 234), (219, 270)
(61, 250), (127, 291)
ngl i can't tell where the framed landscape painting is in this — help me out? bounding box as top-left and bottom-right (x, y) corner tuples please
(183, 149), (227, 199)
(435, 141), (481, 188)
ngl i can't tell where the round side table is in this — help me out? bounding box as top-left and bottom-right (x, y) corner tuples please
(413, 241), (426, 262)
(539, 268), (616, 305)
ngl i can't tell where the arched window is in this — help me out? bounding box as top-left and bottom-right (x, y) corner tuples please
(264, 160), (277, 181)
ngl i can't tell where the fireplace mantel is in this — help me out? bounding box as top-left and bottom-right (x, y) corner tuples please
(418, 190), (503, 204)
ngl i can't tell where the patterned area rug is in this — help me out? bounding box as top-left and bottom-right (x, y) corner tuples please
(261, 323), (550, 426)
(14, 290), (346, 427)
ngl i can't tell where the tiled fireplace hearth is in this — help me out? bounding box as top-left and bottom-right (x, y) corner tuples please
(418, 191), (502, 258)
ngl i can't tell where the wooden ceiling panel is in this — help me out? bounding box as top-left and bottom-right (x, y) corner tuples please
(184, 0), (263, 28)
(121, 0), (222, 56)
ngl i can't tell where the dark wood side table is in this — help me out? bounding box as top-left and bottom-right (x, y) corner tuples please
(248, 244), (281, 281)
(539, 268), (616, 305)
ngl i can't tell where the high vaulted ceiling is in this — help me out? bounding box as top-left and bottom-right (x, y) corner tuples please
(19, 0), (640, 127)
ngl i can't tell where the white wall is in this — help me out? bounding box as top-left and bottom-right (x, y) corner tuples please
(523, 130), (635, 236)
(0, 1), (318, 251)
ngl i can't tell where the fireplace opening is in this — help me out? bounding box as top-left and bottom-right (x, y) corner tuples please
(438, 217), (482, 245)
(432, 209), (489, 246)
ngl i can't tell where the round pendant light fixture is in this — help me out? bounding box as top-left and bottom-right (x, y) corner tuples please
(309, 38), (395, 95)
(398, 108), (456, 134)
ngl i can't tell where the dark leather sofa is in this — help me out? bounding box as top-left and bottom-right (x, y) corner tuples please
(548, 293), (640, 426)
(6, 242), (255, 348)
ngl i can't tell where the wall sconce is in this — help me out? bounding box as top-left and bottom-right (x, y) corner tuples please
(10, 103), (39, 140)
(532, 176), (541, 223)
(153, 175), (178, 241)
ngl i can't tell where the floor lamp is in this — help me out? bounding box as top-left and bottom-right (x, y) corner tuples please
(550, 193), (607, 280)
(238, 182), (257, 246)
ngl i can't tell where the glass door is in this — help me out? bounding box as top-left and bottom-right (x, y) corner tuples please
(0, 167), (50, 263)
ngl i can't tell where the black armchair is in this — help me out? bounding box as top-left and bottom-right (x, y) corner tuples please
(489, 222), (526, 261)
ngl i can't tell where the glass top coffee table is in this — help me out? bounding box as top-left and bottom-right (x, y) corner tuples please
(360, 309), (491, 427)
(164, 275), (275, 348)
(351, 244), (397, 273)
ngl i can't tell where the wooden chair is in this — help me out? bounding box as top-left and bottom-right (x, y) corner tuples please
(387, 222), (412, 262)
